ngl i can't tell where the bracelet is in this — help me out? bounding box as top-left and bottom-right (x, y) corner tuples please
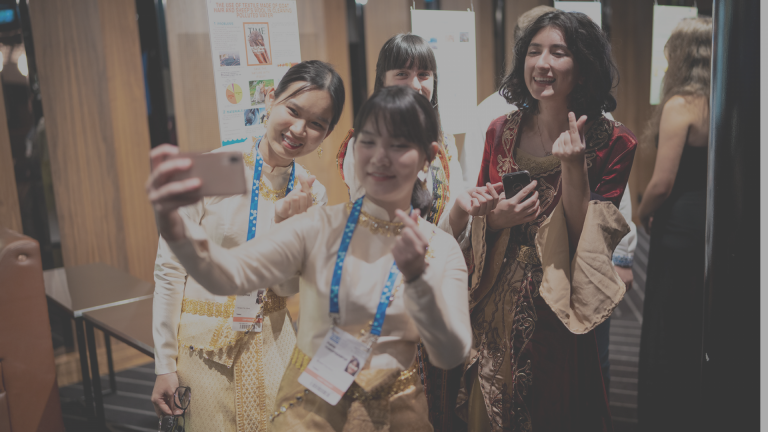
(612, 254), (633, 267)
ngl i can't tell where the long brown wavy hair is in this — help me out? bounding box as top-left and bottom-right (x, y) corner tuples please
(643, 17), (712, 147)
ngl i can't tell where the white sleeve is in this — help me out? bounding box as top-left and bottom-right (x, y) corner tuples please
(403, 234), (471, 369)
(342, 138), (364, 202)
(152, 201), (203, 375)
(612, 184), (637, 267)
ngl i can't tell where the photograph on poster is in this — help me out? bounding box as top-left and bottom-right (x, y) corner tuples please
(244, 22), (272, 65)
(249, 79), (274, 106)
(460, 32), (469, 42)
(219, 52), (241, 66)
(245, 108), (266, 126)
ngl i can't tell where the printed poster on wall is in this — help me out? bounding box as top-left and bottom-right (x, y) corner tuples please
(411, 9), (477, 135)
(650, 5), (698, 105)
(554, 1), (602, 28)
(206, 0), (302, 146)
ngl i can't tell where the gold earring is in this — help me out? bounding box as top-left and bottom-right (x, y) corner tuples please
(422, 163), (429, 173)
(317, 146), (323, 158)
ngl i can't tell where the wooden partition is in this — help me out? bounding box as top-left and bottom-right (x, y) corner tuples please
(28, 0), (157, 281)
(0, 83), (21, 233)
(610, 0), (656, 224)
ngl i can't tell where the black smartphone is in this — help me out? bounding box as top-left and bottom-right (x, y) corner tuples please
(502, 171), (533, 200)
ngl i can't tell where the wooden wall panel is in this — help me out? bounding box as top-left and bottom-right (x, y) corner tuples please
(28, 0), (156, 281)
(165, 0), (221, 153)
(0, 83), (21, 233)
(610, 0), (656, 224)
(295, 0), (354, 206)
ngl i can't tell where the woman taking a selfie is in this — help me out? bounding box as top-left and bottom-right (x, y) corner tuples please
(452, 11), (637, 431)
(336, 33), (500, 431)
(150, 60), (344, 431)
(146, 86), (473, 431)
(637, 17), (712, 431)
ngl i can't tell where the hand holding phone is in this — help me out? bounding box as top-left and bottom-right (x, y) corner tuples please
(502, 171), (533, 201)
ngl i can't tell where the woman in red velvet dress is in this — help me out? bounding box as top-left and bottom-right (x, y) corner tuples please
(453, 12), (637, 431)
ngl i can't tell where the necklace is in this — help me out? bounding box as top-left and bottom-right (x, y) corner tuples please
(345, 202), (405, 237)
(535, 115), (553, 156)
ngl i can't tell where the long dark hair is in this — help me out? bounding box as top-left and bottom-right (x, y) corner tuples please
(373, 34), (442, 135)
(643, 17), (712, 148)
(353, 86), (439, 215)
(500, 11), (618, 121)
(273, 60), (346, 130)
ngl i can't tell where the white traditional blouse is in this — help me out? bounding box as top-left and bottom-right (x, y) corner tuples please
(152, 140), (328, 374)
(165, 197), (472, 372)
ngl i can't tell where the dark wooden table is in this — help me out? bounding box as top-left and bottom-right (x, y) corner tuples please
(43, 263), (154, 423)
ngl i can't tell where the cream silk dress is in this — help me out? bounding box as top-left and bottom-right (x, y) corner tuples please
(152, 139), (327, 431)
(165, 197), (473, 431)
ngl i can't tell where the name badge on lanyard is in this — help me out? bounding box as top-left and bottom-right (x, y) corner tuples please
(233, 137), (295, 333)
(298, 197), (401, 405)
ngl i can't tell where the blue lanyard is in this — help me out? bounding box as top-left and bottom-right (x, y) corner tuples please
(247, 137), (295, 241)
(329, 197), (401, 341)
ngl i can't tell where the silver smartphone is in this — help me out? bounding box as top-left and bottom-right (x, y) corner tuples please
(168, 151), (248, 196)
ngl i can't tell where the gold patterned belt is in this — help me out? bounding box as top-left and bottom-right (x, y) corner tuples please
(181, 292), (287, 318)
(517, 245), (541, 266)
(288, 346), (419, 401)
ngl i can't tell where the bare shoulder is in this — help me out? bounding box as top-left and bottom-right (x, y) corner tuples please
(663, 94), (707, 118)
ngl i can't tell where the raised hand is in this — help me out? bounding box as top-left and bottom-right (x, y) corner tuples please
(552, 112), (587, 166)
(393, 209), (429, 282)
(274, 173), (316, 223)
(486, 180), (541, 231)
(145, 144), (202, 242)
(456, 182), (503, 217)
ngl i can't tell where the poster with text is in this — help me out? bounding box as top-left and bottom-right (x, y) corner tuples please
(554, 1), (601, 28)
(650, 5), (698, 105)
(206, 0), (301, 146)
(411, 9), (477, 135)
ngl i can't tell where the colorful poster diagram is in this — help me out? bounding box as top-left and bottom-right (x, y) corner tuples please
(650, 5), (698, 105)
(206, 0), (302, 145)
(411, 9), (477, 135)
(226, 83), (243, 104)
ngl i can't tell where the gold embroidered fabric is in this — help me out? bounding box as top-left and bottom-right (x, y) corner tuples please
(181, 297), (235, 318)
(181, 293), (287, 318)
(516, 245), (541, 265)
(345, 202), (404, 237)
(513, 147), (561, 178)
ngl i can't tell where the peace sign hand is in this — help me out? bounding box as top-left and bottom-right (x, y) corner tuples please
(274, 174), (315, 223)
(552, 112), (587, 166)
(393, 209), (429, 283)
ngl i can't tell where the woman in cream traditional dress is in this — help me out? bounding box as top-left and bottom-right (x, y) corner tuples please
(146, 86), (482, 431)
(336, 34), (502, 431)
(150, 61), (345, 431)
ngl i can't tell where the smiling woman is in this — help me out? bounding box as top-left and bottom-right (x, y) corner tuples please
(454, 11), (638, 431)
(145, 86), (472, 431)
(149, 61), (345, 431)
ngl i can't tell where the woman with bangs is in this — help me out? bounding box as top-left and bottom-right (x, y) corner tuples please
(145, 86), (473, 431)
(150, 60), (343, 431)
(337, 32), (501, 431)
(451, 11), (637, 431)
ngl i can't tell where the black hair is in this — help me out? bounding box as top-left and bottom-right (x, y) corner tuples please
(373, 34), (442, 134)
(273, 60), (346, 130)
(353, 86), (439, 215)
(500, 11), (618, 120)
